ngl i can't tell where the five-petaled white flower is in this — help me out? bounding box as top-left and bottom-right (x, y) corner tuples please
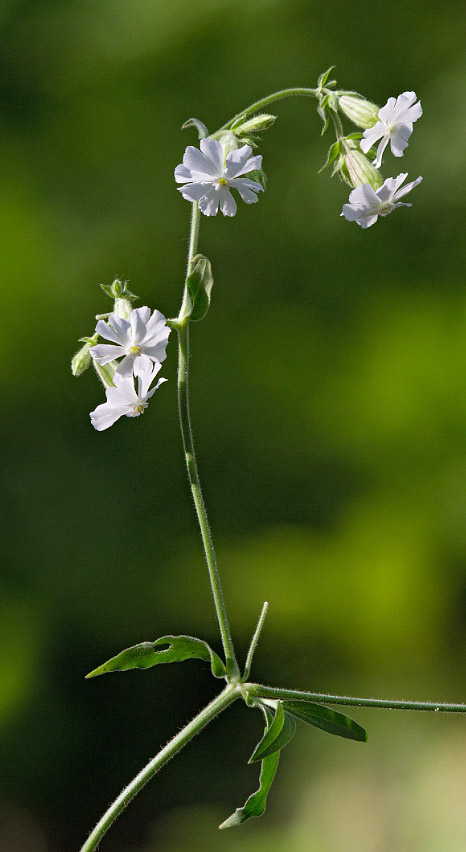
(341, 173), (423, 228)
(360, 91), (422, 169)
(90, 362), (167, 431)
(90, 306), (170, 378)
(175, 138), (264, 217)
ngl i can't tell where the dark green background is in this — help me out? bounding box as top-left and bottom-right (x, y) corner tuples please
(2, 1), (466, 850)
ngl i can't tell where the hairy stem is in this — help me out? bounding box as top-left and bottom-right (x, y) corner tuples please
(218, 87), (319, 132)
(247, 683), (466, 713)
(79, 684), (240, 852)
(176, 203), (239, 676)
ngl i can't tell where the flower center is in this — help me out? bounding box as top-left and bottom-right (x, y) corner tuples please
(217, 178), (228, 186)
(129, 345), (141, 355)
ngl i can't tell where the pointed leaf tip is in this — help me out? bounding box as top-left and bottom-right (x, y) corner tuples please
(249, 702), (296, 763)
(283, 700), (367, 742)
(86, 635), (226, 679)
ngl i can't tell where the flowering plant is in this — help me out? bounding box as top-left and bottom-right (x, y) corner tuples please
(71, 71), (466, 852)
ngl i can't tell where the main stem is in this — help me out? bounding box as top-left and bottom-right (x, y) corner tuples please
(79, 684), (240, 852)
(176, 203), (239, 677)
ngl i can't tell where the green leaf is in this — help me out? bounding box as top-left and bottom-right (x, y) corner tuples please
(282, 700), (367, 742)
(318, 140), (342, 173)
(219, 749), (280, 828)
(249, 702), (296, 762)
(247, 168), (267, 190)
(317, 66), (336, 89)
(181, 117), (209, 139)
(186, 254), (214, 322)
(86, 635), (226, 679)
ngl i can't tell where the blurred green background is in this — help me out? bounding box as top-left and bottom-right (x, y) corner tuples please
(2, 0), (466, 850)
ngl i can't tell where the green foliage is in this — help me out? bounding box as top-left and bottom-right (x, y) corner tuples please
(186, 254), (214, 321)
(218, 750), (280, 829)
(249, 701), (296, 762)
(283, 700), (367, 742)
(86, 634), (226, 679)
(181, 117), (210, 139)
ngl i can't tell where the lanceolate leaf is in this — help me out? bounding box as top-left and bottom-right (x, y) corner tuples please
(86, 635), (226, 679)
(249, 701), (296, 763)
(283, 700), (367, 742)
(219, 749), (280, 829)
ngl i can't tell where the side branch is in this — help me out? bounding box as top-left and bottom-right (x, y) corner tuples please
(246, 684), (466, 714)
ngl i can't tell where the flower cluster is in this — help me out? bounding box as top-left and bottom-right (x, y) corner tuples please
(88, 304), (171, 431)
(340, 91), (422, 228)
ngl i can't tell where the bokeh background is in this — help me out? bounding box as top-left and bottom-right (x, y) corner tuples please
(2, 0), (466, 850)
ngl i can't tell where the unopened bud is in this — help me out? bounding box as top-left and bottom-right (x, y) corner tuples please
(344, 148), (383, 190)
(338, 93), (379, 129)
(71, 334), (98, 377)
(113, 297), (133, 319)
(234, 114), (276, 135)
(93, 360), (116, 389)
(216, 131), (240, 157)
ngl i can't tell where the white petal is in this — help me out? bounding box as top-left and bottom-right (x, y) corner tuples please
(393, 174), (422, 200)
(146, 376), (168, 400)
(182, 145), (218, 179)
(230, 181), (259, 204)
(199, 139), (224, 174)
(115, 353), (137, 377)
(198, 188), (220, 216)
(90, 343), (125, 364)
(90, 401), (128, 431)
(95, 318), (126, 345)
(178, 183), (211, 202)
(389, 124), (412, 157)
(219, 189), (237, 216)
(174, 164), (193, 183)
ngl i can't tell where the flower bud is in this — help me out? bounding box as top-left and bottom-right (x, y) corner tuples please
(71, 334), (98, 377)
(338, 93), (379, 129)
(113, 297), (133, 319)
(216, 131), (241, 157)
(234, 114), (276, 135)
(344, 148), (383, 190)
(93, 360), (116, 389)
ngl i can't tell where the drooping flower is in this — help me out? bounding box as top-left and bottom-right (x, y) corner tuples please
(175, 138), (264, 217)
(90, 307), (170, 378)
(341, 173), (423, 228)
(90, 362), (166, 431)
(360, 91), (422, 168)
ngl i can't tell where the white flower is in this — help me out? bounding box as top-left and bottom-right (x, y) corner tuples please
(90, 362), (166, 431)
(360, 91), (422, 168)
(90, 306), (170, 378)
(341, 173), (423, 228)
(175, 138), (264, 217)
